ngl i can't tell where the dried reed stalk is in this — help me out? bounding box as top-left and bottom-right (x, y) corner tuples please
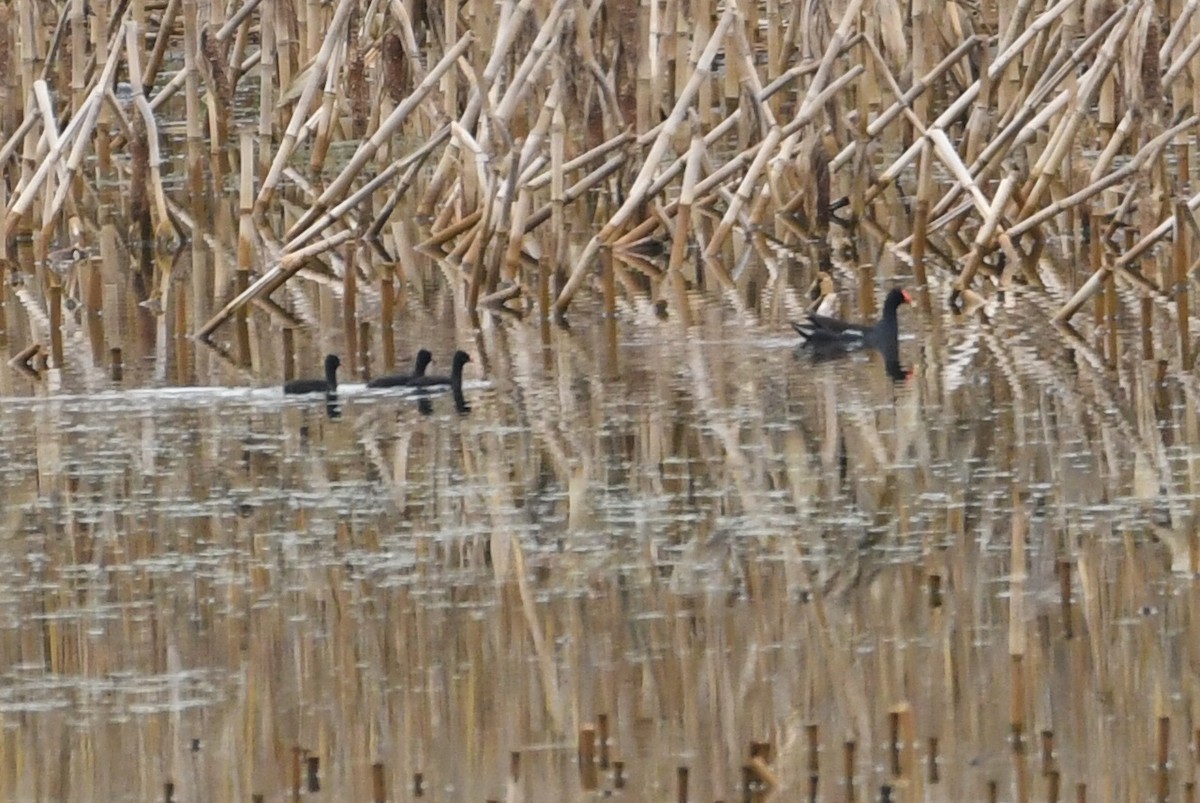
(554, 5), (736, 315)
(283, 33), (471, 236)
(254, 0), (359, 210)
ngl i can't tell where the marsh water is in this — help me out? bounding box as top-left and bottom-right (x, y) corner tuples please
(2, 236), (1200, 802)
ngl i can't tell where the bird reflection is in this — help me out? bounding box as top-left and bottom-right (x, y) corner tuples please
(886, 361), (913, 382)
(453, 387), (471, 414)
(415, 388), (472, 416)
(794, 348), (913, 382)
(325, 393), (342, 419)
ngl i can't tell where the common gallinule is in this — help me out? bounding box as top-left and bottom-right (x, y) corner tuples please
(284, 354), (341, 394)
(792, 287), (912, 360)
(408, 350), (471, 390)
(366, 349), (434, 388)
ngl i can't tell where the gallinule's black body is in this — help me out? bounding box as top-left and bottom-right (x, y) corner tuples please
(367, 349), (434, 388)
(408, 350), (471, 390)
(284, 354), (341, 395)
(792, 287), (912, 368)
(793, 287), (910, 348)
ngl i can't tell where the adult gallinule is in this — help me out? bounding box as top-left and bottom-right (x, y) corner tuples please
(366, 349), (434, 388)
(408, 350), (471, 390)
(792, 287), (912, 361)
(284, 354), (341, 394)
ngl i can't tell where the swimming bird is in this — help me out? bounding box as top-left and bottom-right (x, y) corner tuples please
(408, 350), (471, 391)
(283, 354), (340, 394)
(366, 349), (434, 389)
(792, 287), (912, 364)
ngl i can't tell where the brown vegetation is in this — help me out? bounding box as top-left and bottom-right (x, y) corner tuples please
(2, 0), (1199, 374)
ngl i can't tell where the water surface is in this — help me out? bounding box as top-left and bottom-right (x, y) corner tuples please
(1, 271), (1195, 800)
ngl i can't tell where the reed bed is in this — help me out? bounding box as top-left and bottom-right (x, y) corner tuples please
(3, 0), (1200, 378)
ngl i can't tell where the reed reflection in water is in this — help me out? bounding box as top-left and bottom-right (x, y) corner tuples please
(0, 290), (1197, 801)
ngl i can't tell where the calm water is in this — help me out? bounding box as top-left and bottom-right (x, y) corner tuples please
(1, 260), (1198, 801)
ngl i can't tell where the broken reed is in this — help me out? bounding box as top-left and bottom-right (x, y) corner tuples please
(3, 0), (1200, 372)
